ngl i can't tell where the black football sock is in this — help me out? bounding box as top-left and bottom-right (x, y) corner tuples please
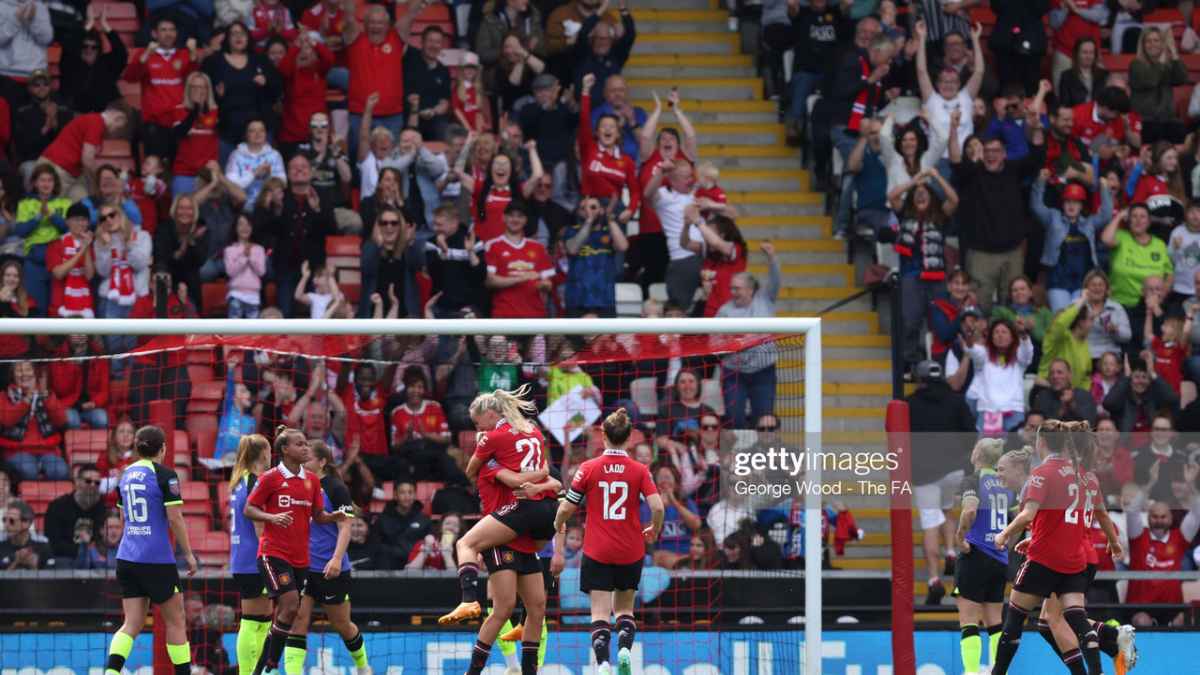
(590, 620), (612, 665)
(615, 615), (636, 652)
(1062, 607), (1101, 675)
(520, 641), (538, 674)
(466, 639), (491, 675)
(1093, 620), (1119, 658)
(458, 563), (480, 604)
(1061, 648), (1088, 675)
(991, 602), (1031, 675)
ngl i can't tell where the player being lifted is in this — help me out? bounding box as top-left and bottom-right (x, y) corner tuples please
(284, 440), (371, 675)
(554, 408), (665, 675)
(229, 434), (273, 675)
(105, 426), (199, 675)
(442, 385), (558, 620)
(952, 438), (1013, 675)
(992, 420), (1121, 675)
(245, 426), (349, 675)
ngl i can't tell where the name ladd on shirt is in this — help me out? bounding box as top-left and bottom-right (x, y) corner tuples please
(603, 463), (626, 474)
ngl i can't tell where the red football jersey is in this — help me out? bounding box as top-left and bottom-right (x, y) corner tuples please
(41, 114), (105, 177)
(1071, 101), (1143, 148)
(247, 463), (323, 568)
(1023, 456), (1098, 574)
(484, 236), (554, 318)
(567, 449), (659, 565)
(477, 460), (539, 554)
(474, 420), (552, 501)
(1126, 527), (1188, 604)
(390, 400), (449, 447)
(473, 184), (512, 243)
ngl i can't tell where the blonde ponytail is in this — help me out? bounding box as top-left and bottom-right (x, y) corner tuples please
(974, 437), (1005, 468)
(229, 434), (271, 490)
(470, 383), (539, 433)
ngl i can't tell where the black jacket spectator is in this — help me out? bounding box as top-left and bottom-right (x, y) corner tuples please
(0, 501), (56, 570)
(202, 51), (283, 146)
(1058, 66), (1110, 109)
(988, 0), (1050, 94)
(59, 30), (127, 113)
(1133, 444), (1188, 504)
(518, 97), (578, 169)
(44, 472), (107, 559)
(13, 95), (73, 165)
(376, 498), (432, 564)
(575, 12), (636, 101)
(828, 45), (891, 129)
(347, 519), (391, 570)
(1102, 375), (1180, 434)
(1031, 385), (1099, 425)
(952, 142), (1045, 254)
(790, 3), (852, 74)
(425, 226), (485, 316)
(259, 188), (334, 281)
(905, 379), (976, 484)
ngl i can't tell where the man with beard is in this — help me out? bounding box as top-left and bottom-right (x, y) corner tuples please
(1030, 359), (1098, 424)
(1125, 486), (1200, 626)
(12, 69), (73, 170)
(1042, 102), (1093, 209)
(44, 463), (108, 560)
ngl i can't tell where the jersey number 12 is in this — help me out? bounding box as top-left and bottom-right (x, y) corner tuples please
(598, 481), (629, 521)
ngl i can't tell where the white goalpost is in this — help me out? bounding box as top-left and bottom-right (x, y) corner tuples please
(2, 316), (824, 674)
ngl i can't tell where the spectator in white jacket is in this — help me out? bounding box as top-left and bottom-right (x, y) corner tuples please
(222, 213), (266, 318)
(964, 317), (1034, 435)
(91, 206), (151, 374)
(224, 118), (285, 212)
(0, 0), (54, 109)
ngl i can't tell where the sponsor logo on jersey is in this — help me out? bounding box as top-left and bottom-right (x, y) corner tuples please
(278, 495), (313, 508)
(1028, 475), (1045, 489)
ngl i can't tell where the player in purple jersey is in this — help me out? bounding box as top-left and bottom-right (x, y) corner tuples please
(229, 434), (273, 675)
(105, 426), (198, 675)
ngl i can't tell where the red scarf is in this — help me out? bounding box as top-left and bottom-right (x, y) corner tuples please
(848, 54), (881, 133)
(58, 233), (94, 318)
(106, 244), (136, 306)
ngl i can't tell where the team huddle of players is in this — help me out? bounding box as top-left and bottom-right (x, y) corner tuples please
(952, 421), (1140, 675)
(97, 385), (664, 675)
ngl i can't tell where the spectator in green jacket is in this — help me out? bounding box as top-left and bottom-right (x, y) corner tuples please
(1039, 296), (1095, 390)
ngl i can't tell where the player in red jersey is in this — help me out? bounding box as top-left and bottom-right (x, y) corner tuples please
(441, 386), (558, 622)
(993, 421), (1121, 675)
(554, 409), (664, 675)
(244, 426), (347, 675)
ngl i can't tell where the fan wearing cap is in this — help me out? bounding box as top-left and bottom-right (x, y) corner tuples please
(452, 52), (487, 133)
(12, 69), (73, 169)
(45, 203), (95, 319)
(484, 203), (554, 318)
(1030, 169), (1113, 313)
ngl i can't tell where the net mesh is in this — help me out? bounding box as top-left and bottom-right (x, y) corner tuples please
(0, 328), (806, 674)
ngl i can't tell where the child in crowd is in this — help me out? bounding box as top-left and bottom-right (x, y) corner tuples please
(693, 161), (731, 219)
(1146, 304), (1193, 395)
(223, 214), (267, 318)
(294, 260), (336, 319)
(249, 0), (298, 49)
(215, 353), (258, 460)
(452, 52), (487, 133)
(129, 156), (167, 236)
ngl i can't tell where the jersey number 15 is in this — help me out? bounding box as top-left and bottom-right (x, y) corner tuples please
(122, 483), (149, 523)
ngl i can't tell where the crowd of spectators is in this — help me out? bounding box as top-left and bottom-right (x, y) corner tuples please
(0, 0), (807, 580)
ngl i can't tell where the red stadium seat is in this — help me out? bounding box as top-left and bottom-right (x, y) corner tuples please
(1103, 53), (1135, 74)
(187, 364), (216, 384)
(20, 481), (73, 514)
(217, 481), (231, 515)
(457, 430), (477, 452)
(66, 429), (109, 466)
(201, 280), (228, 317)
(193, 428), (217, 460)
(184, 514), (208, 539)
(182, 483), (209, 515)
(326, 235), (362, 258)
(415, 481), (443, 514)
(369, 499), (387, 513)
(108, 378), (130, 421)
(185, 414), (219, 440)
(172, 430), (191, 467)
(186, 348), (217, 366)
(193, 531), (230, 555)
(376, 482), (395, 502)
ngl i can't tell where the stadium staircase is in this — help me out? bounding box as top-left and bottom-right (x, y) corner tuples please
(626, 0), (969, 604)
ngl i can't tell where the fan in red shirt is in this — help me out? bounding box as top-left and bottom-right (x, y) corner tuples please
(47, 335), (110, 430)
(341, 362), (391, 476)
(1071, 87), (1143, 149)
(554, 408), (664, 674)
(299, 0), (348, 49)
(579, 73), (640, 224)
(46, 204), (95, 318)
(466, 144), (543, 242)
(122, 16), (197, 156)
(39, 110), (127, 199)
(992, 420), (1122, 675)
(1125, 488), (1200, 626)
(277, 35), (334, 147)
(341, 0), (422, 147)
(244, 426), (348, 675)
(171, 72), (220, 189)
(484, 205), (554, 318)
(680, 214), (747, 317)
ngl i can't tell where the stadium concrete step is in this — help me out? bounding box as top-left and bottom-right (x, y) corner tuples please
(624, 64), (760, 80)
(737, 201), (825, 217)
(739, 216), (829, 240)
(624, 77), (763, 100)
(640, 0), (720, 10)
(719, 168), (809, 192)
(634, 19), (728, 33)
(635, 32), (739, 54)
(744, 263), (852, 287)
(749, 250), (858, 265)
(687, 123), (784, 145)
(779, 357), (894, 383)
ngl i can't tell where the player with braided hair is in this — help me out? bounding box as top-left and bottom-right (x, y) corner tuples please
(992, 420), (1122, 675)
(244, 426), (349, 675)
